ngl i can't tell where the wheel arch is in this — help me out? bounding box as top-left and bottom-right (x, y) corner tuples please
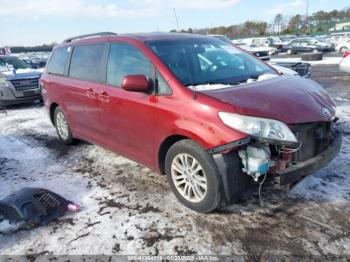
(157, 135), (189, 175)
(49, 102), (59, 125)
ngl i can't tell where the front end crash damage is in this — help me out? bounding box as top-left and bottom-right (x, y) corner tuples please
(209, 121), (342, 204)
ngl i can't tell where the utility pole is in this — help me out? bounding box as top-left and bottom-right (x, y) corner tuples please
(173, 8), (180, 32)
(305, 0), (309, 32)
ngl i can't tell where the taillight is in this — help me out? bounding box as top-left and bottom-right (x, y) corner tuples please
(343, 51), (350, 58)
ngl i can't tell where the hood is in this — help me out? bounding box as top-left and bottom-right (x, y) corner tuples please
(199, 75), (336, 124)
(1, 68), (42, 81)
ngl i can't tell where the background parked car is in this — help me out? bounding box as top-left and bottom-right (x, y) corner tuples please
(234, 43), (311, 78)
(283, 37), (333, 54)
(21, 58), (47, 69)
(269, 61), (311, 78)
(234, 43), (271, 61)
(0, 55), (42, 106)
(235, 37), (279, 54)
(335, 40), (350, 54)
(339, 50), (350, 73)
(328, 32), (350, 45)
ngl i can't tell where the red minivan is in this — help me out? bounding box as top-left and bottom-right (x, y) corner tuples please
(41, 32), (342, 212)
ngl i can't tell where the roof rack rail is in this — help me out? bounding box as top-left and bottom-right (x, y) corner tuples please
(63, 32), (117, 43)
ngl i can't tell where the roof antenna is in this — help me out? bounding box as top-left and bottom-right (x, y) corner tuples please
(173, 8), (180, 32)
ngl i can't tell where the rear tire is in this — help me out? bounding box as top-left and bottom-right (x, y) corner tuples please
(54, 107), (75, 145)
(165, 139), (222, 213)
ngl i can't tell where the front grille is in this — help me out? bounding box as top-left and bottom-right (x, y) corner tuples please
(10, 78), (39, 91)
(292, 122), (332, 162)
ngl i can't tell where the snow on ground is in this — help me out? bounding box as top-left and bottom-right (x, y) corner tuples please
(0, 67), (350, 257)
(271, 56), (342, 65)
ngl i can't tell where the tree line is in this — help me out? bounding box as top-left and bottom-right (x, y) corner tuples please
(3, 44), (54, 53)
(173, 7), (350, 38)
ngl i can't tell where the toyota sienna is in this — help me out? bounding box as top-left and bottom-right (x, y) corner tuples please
(41, 32), (342, 212)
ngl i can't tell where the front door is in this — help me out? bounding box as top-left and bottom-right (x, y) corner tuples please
(98, 42), (156, 167)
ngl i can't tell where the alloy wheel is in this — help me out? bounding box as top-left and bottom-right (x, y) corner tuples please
(56, 112), (69, 140)
(171, 153), (207, 203)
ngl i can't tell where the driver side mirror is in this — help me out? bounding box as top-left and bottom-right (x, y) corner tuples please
(121, 75), (149, 92)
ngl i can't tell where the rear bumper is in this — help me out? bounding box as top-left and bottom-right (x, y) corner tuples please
(275, 130), (342, 186)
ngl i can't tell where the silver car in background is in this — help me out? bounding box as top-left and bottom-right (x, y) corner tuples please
(0, 56), (42, 106)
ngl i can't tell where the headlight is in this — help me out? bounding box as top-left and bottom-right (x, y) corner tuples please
(0, 77), (9, 88)
(218, 112), (298, 143)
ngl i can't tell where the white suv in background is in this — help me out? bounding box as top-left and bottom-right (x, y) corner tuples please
(336, 41), (350, 54)
(339, 51), (350, 73)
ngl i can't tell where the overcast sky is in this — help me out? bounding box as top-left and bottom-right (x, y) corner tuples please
(0, 0), (349, 46)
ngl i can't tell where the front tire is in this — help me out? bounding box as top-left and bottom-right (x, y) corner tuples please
(165, 139), (222, 213)
(54, 107), (75, 145)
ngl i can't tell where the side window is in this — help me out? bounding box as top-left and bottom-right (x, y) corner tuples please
(156, 71), (172, 95)
(107, 43), (151, 87)
(47, 47), (70, 75)
(69, 44), (105, 82)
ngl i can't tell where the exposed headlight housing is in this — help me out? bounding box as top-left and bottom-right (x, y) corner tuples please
(218, 112), (298, 144)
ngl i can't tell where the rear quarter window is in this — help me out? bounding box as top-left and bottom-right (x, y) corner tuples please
(47, 47), (70, 75)
(69, 44), (106, 82)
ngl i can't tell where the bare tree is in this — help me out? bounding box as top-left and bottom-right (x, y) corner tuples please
(274, 13), (283, 34)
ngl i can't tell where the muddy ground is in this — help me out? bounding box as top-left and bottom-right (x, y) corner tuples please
(0, 64), (350, 259)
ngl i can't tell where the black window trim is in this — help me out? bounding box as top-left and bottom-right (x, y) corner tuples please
(67, 42), (109, 84)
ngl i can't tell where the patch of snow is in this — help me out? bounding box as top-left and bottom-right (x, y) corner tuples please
(188, 83), (233, 91)
(188, 74), (278, 91)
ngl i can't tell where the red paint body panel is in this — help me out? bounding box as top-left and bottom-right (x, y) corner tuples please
(199, 75), (336, 124)
(41, 33), (335, 173)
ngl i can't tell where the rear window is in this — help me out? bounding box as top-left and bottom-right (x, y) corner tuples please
(69, 44), (105, 82)
(47, 47), (70, 75)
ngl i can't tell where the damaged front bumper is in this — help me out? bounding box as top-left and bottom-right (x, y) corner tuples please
(275, 130), (342, 186)
(209, 128), (342, 187)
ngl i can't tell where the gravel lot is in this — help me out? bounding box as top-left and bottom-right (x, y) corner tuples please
(1, 62), (350, 258)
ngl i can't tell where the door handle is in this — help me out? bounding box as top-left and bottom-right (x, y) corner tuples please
(99, 91), (110, 103)
(87, 88), (96, 98)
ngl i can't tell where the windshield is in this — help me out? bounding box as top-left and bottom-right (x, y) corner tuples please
(147, 38), (276, 87)
(0, 56), (30, 71)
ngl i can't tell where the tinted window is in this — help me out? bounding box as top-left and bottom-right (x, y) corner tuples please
(69, 44), (105, 82)
(47, 47), (70, 75)
(107, 43), (151, 87)
(148, 38), (275, 87)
